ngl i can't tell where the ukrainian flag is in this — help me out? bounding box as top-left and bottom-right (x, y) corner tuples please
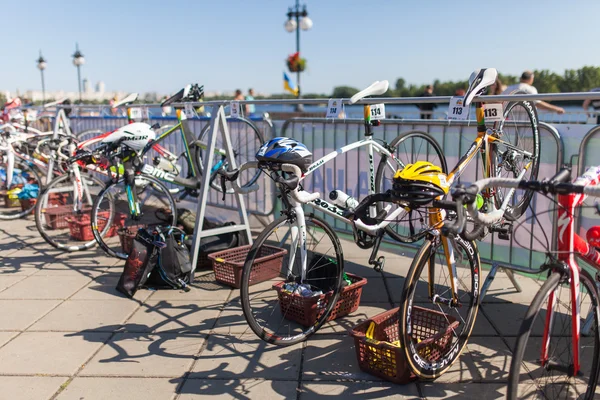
(283, 72), (298, 96)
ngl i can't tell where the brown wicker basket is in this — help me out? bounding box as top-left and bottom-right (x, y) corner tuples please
(272, 272), (367, 327)
(349, 306), (458, 384)
(207, 245), (287, 288)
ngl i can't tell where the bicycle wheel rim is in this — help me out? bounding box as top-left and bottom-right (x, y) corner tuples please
(241, 214), (343, 346)
(91, 175), (177, 259)
(400, 236), (480, 379)
(0, 159), (42, 220)
(508, 269), (600, 399)
(493, 99), (540, 221)
(375, 131), (447, 243)
(35, 173), (105, 251)
(196, 117), (265, 193)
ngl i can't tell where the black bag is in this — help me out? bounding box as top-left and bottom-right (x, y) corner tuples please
(146, 227), (193, 289)
(117, 227), (192, 297)
(116, 229), (160, 298)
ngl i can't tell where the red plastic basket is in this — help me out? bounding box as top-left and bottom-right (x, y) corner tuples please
(66, 211), (126, 241)
(272, 272), (367, 327)
(349, 307), (458, 384)
(207, 245), (287, 288)
(118, 224), (146, 254)
(43, 205), (92, 230)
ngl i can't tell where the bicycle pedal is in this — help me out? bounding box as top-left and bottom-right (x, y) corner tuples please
(490, 223), (512, 241)
(370, 256), (385, 272)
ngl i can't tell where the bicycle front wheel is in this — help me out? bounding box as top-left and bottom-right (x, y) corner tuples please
(507, 269), (600, 400)
(195, 116), (265, 193)
(399, 235), (480, 379)
(35, 172), (105, 251)
(241, 213), (344, 346)
(492, 97), (540, 221)
(375, 131), (447, 243)
(91, 174), (177, 259)
(0, 159), (42, 220)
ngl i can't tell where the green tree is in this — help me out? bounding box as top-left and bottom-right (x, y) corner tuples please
(331, 86), (360, 98)
(533, 69), (561, 93)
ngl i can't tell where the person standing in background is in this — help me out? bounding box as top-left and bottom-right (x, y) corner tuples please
(417, 85), (436, 119)
(503, 71), (564, 114)
(245, 88), (256, 118)
(582, 87), (600, 124)
(489, 77), (506, 95)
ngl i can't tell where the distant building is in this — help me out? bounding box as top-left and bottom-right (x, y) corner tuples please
(96, 81), (105, 93)
(83, 78), (91, 93)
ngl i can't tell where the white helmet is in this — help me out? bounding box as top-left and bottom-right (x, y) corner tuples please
(101, 122), (155, 153)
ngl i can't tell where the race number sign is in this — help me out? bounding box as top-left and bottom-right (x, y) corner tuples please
(483, 103), (503, 122)
(369, 103), (385, 120)
(447, 96), (469, 120)
(326, 99), (342, 118)
(230, 101), (241, 118)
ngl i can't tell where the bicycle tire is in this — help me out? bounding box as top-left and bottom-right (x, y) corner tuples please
(195, 116), (265, 193)
(507, 269), (600, 399)
(0, 159), (42, 220)
(91, 174), (178, 259)
(399, 234), (480, 379)
(374, 131), (448, 243)
(491, 96), (540, 221)
(241, 213), (344, 346)
(35, 172), (105, 251)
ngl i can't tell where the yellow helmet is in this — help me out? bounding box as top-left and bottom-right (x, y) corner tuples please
(392, 161), (449, 206)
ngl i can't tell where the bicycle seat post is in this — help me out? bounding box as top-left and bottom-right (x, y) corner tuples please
(363, 104), (374, 137)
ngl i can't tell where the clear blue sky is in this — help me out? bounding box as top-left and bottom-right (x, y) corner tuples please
(2, 0), (600, 95)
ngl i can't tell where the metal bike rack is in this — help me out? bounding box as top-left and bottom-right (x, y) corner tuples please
(183, 104), (253, 274)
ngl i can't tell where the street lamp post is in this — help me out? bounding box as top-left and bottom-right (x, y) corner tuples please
(36, 51), (47, 102)
(72, 43), (85, 103)
(285, 0), (312, 111)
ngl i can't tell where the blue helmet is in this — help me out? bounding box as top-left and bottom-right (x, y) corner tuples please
(256, 137), (312, 172)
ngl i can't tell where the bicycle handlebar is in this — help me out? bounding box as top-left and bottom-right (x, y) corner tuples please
(443, 167), (600, 238)
(220, 162), (319, 204)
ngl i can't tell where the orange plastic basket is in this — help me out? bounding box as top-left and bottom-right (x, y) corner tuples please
(349, 307), (458, 384)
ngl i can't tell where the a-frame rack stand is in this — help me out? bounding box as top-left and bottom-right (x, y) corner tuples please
(190, 105), (253, 274)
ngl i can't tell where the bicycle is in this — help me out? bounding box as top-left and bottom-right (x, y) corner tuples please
(0, 106), (75, 219)
(329, 68), (540, 379)
(445, 167), (600, 399)
(86, 84), (265, 259)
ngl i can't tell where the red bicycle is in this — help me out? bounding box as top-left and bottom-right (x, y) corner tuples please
(446, 166), (600, 399)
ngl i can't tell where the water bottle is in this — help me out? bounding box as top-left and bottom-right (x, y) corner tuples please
(329, 190), (359, 209)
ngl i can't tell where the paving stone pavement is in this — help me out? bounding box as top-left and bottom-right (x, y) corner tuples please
(0, 217), (560, 399)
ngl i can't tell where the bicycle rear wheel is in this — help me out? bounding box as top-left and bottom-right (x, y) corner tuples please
(507, 269), (600, 399)
(375, 131), (447, 243)
(491, 97), (540, 221)
(241, 213), (343, 346)
(35, 172), (105, 251)
(0, 159), (42, 220)
(399, 235), (480, 379)
(195, 116), (265, 193)
(91, 174), (177, 259)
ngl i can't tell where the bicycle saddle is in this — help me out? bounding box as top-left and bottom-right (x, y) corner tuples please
(349, 81), (389, 104)
(112, 93), (139, 108)
(161, 84), (204, 107)
(463, 68), (498, 107)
